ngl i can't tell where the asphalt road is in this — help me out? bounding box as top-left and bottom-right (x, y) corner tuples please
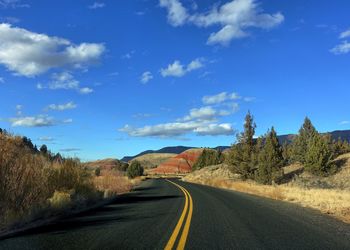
(1, 178), (350, 250)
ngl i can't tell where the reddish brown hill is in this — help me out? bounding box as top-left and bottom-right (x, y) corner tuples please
(149, 149), (204, 174)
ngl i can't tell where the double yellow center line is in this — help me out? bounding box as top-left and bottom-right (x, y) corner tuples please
(165, 179), (193, 250)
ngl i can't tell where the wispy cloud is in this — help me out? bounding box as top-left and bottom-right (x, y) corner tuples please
(330, 41), (350, 55)
(37, 72), (93, 94)
(160, 0), (284, 45)
(330, 28), (350, 55)
(0, 0), (29, 9)
(339, 121), (349, 125)
(45, 101), (77, 111)
(160, 58), (204, 77)
(0, 23), (105, 77)
(140, 71), (153, 84)
(202, 92), (241, 105)
(339, 28), (350, 39)
(121, 50), (135, 59)
(38, 136), (55, 142)
(88, 2), (105, 9)
(60, 148), (81, 152)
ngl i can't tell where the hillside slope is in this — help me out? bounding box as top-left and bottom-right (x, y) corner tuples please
(130, 153), (177, 169)
(149, 148), (204, 174)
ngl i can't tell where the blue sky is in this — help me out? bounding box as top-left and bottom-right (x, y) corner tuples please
(0, 0), (349, 161)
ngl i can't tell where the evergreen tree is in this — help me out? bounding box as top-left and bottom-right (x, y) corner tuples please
(40, 144), (48, 155)
(193, 149), (223, 170)
(256, 127), (284, 184)
(304, 133), (334, 176)
(228, 111), (257, 179)
(127, 161), (144, 179)
(292, 117), (317, 163)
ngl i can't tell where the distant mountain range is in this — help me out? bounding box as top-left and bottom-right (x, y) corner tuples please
(121, 130), (350, 162)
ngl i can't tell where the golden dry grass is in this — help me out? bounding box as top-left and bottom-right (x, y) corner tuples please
(184, 162), (350, 223)
(93, 170), (134, 197)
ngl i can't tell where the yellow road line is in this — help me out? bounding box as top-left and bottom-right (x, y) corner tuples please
(165, 179), (193, 250)
(176, 187), (193, 250)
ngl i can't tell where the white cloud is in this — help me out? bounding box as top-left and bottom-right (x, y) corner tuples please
(38, 136), (54, 142)
(38, 71), (94, 94)
(159, 0), (188, 27)
(79, 87), (93, 94)
(0, 77), (4, 83)
(88, 2), (105, 9)
(194, 123), (234, 136)
(121, 50), (135, 59)
(120, 121), (234, 137)
(140, 71), (153, 84)
(202, 92), (241, 104)
(10, 115), (55, 127)
(1, 16), (20, 23)
(339, 121), (349, 125)
(182, 106), (233, 122)
(160, 58), (204, 77)
(15, 104), (22, 115)
(119, 91), (247, 138)
(9, 114), (73, 127)
(46, 101), (77, 111)
(339, 28), (350, 39)
(0, 23), (105, 77)
(60, 148), (80, 152)
(0, 0), (29, 9)
(160, 0), (284, 45)
(330, 41), (350, 55)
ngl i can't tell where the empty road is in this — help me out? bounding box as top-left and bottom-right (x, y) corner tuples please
(1, 178), (349, 249)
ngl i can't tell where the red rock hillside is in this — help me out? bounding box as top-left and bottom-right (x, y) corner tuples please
(149, 148), (204, 174)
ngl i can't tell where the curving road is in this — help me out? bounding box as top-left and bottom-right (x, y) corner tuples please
(1, 179), (350, 250)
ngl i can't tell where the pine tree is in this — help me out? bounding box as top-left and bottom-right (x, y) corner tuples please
(193, 149), (223, 170)
(292, 117), (317, 163)
(40, 144), (48, 155)
(304, 133), (334, 176)
(256, 127), (284, 184)
(228, 111), (257, 179)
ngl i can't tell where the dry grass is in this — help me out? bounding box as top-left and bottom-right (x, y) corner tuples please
(93, 170), (134, 197)
(184, 163), (350, 223)
(131, 153), (177, 169)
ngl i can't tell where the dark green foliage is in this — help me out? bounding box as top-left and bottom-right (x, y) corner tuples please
(292, 117), (317, 163)
(227, 111), (257, 179)
(114, 162), (129, 172)
(304, 133), (335, 176)
(193, 149), (224, 170)
(95, 167), (101, 176)
(332, 138), (350, 157)
(127, 161), (144, 179)
(40, 144), (48, 155)
(256, 127), (284, 184)
(282, 142), (293, 164)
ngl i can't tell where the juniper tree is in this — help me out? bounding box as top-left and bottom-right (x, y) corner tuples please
(304, 133), (335, 176)
(228, 111), (257, 179)
(292, 117), (317, 163)
(256, 127), (284, 184)
(193, 149), (223, 170)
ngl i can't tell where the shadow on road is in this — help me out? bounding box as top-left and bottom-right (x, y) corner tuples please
(4, 191), (180, 240)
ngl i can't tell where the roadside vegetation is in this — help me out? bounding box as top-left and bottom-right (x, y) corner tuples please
(127, 161), (144, 179)
(184, 112), (350, 222)
(0, 129), (137, 232)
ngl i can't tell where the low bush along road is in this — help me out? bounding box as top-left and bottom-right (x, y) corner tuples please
(1, 178), (350, 250)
